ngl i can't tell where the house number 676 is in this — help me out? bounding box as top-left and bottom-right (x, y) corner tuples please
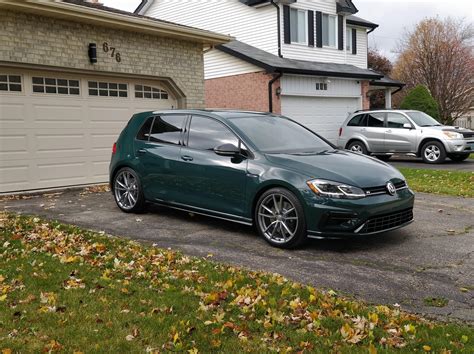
(103, 42), (121, 63)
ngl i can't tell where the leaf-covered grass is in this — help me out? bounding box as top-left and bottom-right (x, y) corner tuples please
(398, 168), (474, 197)
(1, 212), (473, 353)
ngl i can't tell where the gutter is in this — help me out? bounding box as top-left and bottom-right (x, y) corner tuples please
(270, 0), (283, 58)
(268, 72), (283, 113)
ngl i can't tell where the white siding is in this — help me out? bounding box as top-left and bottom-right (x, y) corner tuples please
(204, 49), (263, 79)
(145, 0), (278, 55)
(280, 0), (369, 69)
(281, 75), (361, 98)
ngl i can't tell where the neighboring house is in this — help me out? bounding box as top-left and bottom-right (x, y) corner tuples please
(0, 0), (229, 193)
(136, 0), (402, 143)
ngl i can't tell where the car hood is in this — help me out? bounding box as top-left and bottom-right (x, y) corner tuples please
(423, 125), (474, 134)
(264, 149), (404, 188)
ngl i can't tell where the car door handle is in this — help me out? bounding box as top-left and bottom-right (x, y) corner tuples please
(136, 149), (147, 155)
(181, 155), (193, 161)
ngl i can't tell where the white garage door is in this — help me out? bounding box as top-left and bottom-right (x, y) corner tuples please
(0, 68), (177, 193)
(281, 96), (360, 144)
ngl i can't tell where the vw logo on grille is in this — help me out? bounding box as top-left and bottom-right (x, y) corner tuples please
(386, 182), (396, 196)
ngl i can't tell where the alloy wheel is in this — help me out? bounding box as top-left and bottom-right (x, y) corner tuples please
(424, 144), (441, 162)
(257, 193), (299, 244)
(114, 170), (139, 210)
(350, 144), (363, 154)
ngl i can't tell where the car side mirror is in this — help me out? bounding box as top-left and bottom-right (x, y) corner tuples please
(403, 123), (413, 129)
(214, 143), (240, 156)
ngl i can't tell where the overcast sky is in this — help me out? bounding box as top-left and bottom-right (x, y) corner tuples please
(102, 0), (474, 62)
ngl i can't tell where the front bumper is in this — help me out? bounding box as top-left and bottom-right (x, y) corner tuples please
(444, 138), (474, 154)
(304, 188), (415, 238)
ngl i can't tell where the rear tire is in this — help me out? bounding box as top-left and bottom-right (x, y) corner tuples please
(347, 141), (368, 155)
(448, 153), (470, 162)
(255, 188), (307, 249)
(113, 167), (145, 213)
(421, 141), (446, 164)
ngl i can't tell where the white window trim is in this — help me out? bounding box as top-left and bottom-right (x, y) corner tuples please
(322, 13), (338, 49)
(346, 26), (352, 52)
(290, 8), (308, 45)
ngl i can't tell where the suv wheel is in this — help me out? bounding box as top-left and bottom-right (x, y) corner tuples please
(113, 167), (145, 213)
(448, 153), (470, 162)
(255, 188), (307, 249)
(347, 141), (368, 155)
(421, 141), (446, 164)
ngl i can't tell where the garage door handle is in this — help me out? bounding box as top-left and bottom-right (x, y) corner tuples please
(137, 149), (147, 155)
(181, 155), (193, 161)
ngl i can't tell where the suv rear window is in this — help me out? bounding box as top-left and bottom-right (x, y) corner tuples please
(347, 114), (367, 127)
(366, 112), (385, 127)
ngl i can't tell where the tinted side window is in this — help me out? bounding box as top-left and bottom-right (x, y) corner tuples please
(136, 117), (153, 140)
(347, 114), (367, 127)
(188, 116), (239, 151)
(367, 113), (385, 127)
(386, 113), (410, 128)
(149, 115), (186, 145)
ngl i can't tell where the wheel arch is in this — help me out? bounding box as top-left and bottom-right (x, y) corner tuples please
(417, 138), (446, 157)
(109, 162), (139, 192)
(346, 138), (370, 152)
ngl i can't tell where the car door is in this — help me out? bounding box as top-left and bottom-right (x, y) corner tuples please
(364, 112), (386, 152)
(384, 113), (418, 152)
(134, 114), (187, 201)
(175, 115), (249, 217)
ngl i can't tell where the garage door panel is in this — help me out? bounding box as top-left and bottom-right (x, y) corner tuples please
(282, 96), (360, 144)
(0, 68), (176, 193)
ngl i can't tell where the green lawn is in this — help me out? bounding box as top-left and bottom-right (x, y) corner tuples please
(0, 212), (472, 353)
(398, 168), (474, 198)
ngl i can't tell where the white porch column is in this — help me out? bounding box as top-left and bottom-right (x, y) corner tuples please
(385, 88), (392, 108)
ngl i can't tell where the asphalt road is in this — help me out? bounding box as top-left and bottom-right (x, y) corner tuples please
(2, 190), (473, 323)
(388, 155), (474, 171)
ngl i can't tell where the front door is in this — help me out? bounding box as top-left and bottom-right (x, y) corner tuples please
(134, 114), (187, 201)
(175, 115), (248, 217)
(384, 113), (418, 152)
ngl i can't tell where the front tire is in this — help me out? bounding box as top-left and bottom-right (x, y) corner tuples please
(113, 167), (145, 213)
(448, 153), (470, 162)
(347, 141), (368, 155)
(255, 188), (307, 249)
(421, 141), (446, 164)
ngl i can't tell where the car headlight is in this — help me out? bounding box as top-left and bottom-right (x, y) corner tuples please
(443, 131), (463, 139)
(307, 179), (366, 199)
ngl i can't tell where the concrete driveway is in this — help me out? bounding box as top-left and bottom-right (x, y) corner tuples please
(2, 189), (473, 323)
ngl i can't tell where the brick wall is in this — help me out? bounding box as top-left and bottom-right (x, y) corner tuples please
(0, 10), (205, 108)
(361, 80), (370, 110)
(205, 71), (281, 113)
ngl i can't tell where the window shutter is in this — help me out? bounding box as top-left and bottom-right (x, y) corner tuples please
(338, 15), (343, 50)
(308, 10), (314, 47)
(315, 11), (322, 48)
(283, 5), (291, 44)
(352, 28), (357, 54)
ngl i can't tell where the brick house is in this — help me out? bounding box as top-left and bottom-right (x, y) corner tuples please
(136, 0), (403, 144)
(0, 0), (229, 193)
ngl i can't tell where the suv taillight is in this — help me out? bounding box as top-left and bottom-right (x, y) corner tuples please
(112, 142), (117, 155)
(338, 127), (342, 137)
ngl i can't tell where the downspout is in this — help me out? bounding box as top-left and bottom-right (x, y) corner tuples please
(270, 0), (282, 58)
(268, 71), (283, 113)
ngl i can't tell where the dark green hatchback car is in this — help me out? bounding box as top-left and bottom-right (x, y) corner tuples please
(110, 110), (414, 248)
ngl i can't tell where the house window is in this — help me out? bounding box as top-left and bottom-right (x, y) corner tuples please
(346, 28), (352, 51)
(0, 75), (22, 92)
(316, 83), (328, 91)
(88, 81), (128, 97)
(290, 8), (307, 44)
(135, 85), (168, 99)
(322, 14), (337, 47)
(32, 77), (80, 95)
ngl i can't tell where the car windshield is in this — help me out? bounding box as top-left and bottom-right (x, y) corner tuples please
(406, 111), (442, 127)
(229, 115), (332, 154)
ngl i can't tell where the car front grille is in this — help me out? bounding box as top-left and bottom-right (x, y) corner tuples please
(462, 131), (474, 139)
(360, 208), (413, 233)
(363, 181), (407, 196)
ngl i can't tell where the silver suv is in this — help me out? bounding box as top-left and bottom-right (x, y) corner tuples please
(337, 110), (474, 164)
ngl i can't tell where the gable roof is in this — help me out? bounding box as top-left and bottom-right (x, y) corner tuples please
(217, 40), (383, 80)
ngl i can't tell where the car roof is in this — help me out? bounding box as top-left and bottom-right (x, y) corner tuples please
(139, 109), (273, 120)
(352, 109), (419, 114)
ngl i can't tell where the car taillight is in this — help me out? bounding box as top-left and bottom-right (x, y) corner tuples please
(338, 127), (343, 137)
(112, 142), (117, 155)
